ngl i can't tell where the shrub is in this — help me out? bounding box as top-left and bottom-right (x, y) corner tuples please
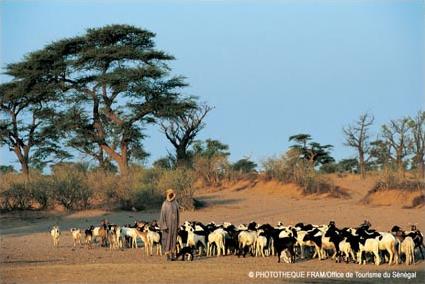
(225, 158), (258, 182)
(192, 155), (228, 186)
(262, 155), (288, 182)
(1, 182), (33, 210)
(157, 168), (196, 210)
(411, 194), (425, 208)
(261, 149), (349, 198)
(132, 189), (163, 211)
(29, 176), (54, 209)
(86, 170), (119, 209)
(100, 167), (165, 211)
(52, 165), (92, 210)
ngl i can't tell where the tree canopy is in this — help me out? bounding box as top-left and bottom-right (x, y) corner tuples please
(1, 24), (195, 175)
(288, 133), (334, 167)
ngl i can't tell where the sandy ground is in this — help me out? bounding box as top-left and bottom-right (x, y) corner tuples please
(1, 175), (424, 284)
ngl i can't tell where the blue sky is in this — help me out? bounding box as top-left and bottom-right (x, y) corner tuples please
(1, 0), (424, 169)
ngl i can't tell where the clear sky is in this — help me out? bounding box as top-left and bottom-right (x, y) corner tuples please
(1, 0), (424, 169)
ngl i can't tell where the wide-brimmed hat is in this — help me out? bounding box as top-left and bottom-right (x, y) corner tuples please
(165, 188), (176, 201)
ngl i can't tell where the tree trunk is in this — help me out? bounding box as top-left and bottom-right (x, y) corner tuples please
(116, 158), (128, 176)
(417, 156), (425, 179)
(359, 151), (366, 179)
(14, 145), (29, 176)
(100, 144), (128, 176)
(419, 161), (425, 179)
(176, 146), (190, 167)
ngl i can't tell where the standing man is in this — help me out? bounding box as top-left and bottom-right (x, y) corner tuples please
(159, 188), (180, 261)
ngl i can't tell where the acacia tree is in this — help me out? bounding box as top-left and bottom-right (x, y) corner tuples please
(0, 65), (68, 175)
(288, 134), (334, 167)
(36, 25), (193, 175)
(343, 113), (374, 178)
(408, 111), (425, 178)
(160, 103), (213, 166)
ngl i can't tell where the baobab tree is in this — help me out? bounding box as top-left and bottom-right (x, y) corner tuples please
(343, 113), (374, 178)
(160, 103), (213, 166)
(382, 117), (411, 177)
(408, 111), (425, 178)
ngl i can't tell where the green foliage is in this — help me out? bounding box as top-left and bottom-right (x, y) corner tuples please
(338, 158), (359, 173)
(319, 158), (358, 173)
(288, 134), (334, 167)
(232, 158), (257, 173)
(40, 24), (194, 173)
(192, 139), (230, 159)
(153, 156), (175, 170)
(319, 162), (339, 173)
(0, 165), (15, 174)
(0, 80), (69, 174)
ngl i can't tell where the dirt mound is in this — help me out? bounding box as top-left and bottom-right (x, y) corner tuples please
(201, 178), (351, 200)
(362, 189), (425, 208)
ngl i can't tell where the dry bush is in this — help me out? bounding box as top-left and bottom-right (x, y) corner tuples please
(379, 167), (402, 189)
(157, 167), (196, 210)
(225, 158), (258, 182)
(411, 194), (425, 208)
(370, 167), (425, 194)
(101, 167), (164, 211)
(262, 155), (288, 182)
(28, 175), (54, 209)
(86, 170), (119, 209)
(301, 175), (350, 198)
(52, 165), (92, 210)
(363, 171), (425, 207)
(0, 173), (31, 210)
(0, 172), (55, 210)
(1, 182), (32, 210)
(0, 166), (196, 212)
(262, 150), (349, 198)
(193, 155), (228, 187)
(225, 169), (257, 183)
(367, 180), (425, 194)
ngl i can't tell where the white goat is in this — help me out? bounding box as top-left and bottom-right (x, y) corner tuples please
(377, 232), (398, 265)
(50, 225), (60, 248)
(121, 227), (140, 248)
(400, 236), (415, 265)
(187, 227), (207, 256)
(238, 230), (257, 256)
(207, 228), (226, 256)
(145, 227), (162, 256)
(255, 234), (268, 257)
(70, 228), (82, 248)
(357, 238), (381, 266)
(338, 238), (356, 262)
(107, 225), (121, 250)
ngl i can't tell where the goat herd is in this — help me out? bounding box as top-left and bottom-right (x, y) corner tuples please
(50, 220), (424, 265)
